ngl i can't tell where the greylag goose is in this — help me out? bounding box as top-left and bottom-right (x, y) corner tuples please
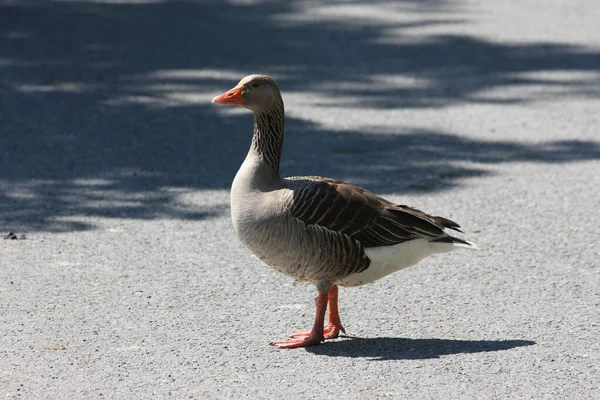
(212, 75), (477, 348)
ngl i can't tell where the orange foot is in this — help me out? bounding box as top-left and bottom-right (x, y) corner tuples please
(289, 323), (346, 340)
(271, 285), (346, 349)
(271, 333), (324, 349)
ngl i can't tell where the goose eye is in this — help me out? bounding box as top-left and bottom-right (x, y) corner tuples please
(251, 83), (259, 88)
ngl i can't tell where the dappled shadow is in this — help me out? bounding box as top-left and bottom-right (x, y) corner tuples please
(1, 0), (599, 231)
(3, 108), (598, 231)
(305, 336), (536, 360)
(2, 0), (598, 105)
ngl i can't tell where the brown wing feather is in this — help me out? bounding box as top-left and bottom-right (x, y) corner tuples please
(285, 176), (462, 247)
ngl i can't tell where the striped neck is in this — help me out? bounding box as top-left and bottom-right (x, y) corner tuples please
(251, 102), (285, 175)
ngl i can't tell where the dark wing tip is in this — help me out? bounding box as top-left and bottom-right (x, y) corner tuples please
(433, 216), (463, 233)
(433, 217), (464, 233)
(390, 205), (464, 234)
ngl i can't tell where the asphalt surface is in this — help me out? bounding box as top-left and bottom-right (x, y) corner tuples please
(1, 0), (599, 398)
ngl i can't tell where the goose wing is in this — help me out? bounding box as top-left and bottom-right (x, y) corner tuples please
(285, 176), (462, 248)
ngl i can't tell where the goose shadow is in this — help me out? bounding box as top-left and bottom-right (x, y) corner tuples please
(305, 336), (536, 360)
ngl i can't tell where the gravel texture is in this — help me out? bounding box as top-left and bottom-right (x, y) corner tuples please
(1, 0), (599, 398)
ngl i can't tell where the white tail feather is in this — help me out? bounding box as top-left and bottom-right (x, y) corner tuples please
(338, 237), (478, 287)
(447, 239), (479, 250)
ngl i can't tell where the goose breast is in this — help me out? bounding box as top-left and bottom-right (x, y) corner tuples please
(232, 187), (370, 283)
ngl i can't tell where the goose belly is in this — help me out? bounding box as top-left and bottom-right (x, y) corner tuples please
(337, 238), (454, 287)
(235, 215), (368, 283)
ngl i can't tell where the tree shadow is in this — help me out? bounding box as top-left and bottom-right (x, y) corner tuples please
(2, 106), (599, 231)
(1, 0), (599, 232)
(305, 336), (536, 360)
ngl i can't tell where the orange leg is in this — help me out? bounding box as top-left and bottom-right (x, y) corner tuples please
(323, 284), (346, 339)
(272, 285), (346, 348)
(271, 292), (328, 349)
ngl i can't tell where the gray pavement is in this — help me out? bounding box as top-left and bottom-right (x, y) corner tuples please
(1, 0), (599, 398)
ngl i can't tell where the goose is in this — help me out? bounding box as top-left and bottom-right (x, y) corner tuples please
(212, 74), (477, 348)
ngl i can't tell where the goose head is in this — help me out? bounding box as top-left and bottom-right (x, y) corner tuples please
(212, 74), (282, 113)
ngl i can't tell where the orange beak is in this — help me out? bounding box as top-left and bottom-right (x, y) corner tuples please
(211, 85), (245, 106)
